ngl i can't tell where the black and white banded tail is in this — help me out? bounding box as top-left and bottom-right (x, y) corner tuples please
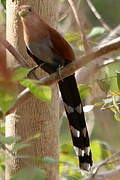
(26, 48), (92, 170)
(58, 75), (92, 170)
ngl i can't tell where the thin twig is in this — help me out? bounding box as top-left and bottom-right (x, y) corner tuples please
(0, 37), (28, 67)
(82, 165), (120, 180)
(89, 57), (120, 75)
(93, 151), (120, 176)
(76, 26), (120, 84)
(85, 0), (111, 31)
(101, 102), (120, 110)
(67, 0), (89, 52)
(82, 151), (120, 180)
(0, 142), (15, 156)
(106, 157), (120, 165)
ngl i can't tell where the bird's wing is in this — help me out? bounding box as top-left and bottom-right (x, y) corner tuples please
(48, 27), (75, 61)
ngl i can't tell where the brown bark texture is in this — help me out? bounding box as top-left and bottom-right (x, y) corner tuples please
(6, 0), (59, 180)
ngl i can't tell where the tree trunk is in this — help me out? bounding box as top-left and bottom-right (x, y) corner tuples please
(6, 1), (59, 180)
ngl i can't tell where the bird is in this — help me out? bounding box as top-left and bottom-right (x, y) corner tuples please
(18, 5), (92, 171)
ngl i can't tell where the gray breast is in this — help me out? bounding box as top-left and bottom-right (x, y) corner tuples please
(27, 37), (66, 68)
(27, 38), (55, 65)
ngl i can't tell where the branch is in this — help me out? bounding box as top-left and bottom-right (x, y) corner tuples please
(77, 56), (120, 82)
(94, 151), (120, 175)
(40, 36), (120, 86)
(85, 0), (111, 31)
(8, 37), (120, 113)
(82, 151), (120, 180)
(0, 37), (38, 79)
(82, 165), (120, 180)
(76, 25), (120, 83)
(0, 142), (15, 156)
(0, 37), (28, 67)
(94, 56), (120, 71)
(67, 0), (89, 51)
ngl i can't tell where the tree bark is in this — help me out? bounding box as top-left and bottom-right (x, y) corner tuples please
(6, 1), (59, 180)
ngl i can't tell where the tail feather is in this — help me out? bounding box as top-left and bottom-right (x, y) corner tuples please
(26, 48), (92, 170)
(58, 75), (92, 170)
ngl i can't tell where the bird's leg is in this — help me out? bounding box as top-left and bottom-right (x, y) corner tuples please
(57, 65), (64, 81)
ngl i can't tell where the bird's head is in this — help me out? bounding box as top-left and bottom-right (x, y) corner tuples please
(18, 5), (47, 43)
(18, 5), (33, 18)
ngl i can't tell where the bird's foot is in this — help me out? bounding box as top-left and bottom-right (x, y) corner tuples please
(57, 65), (64, 81)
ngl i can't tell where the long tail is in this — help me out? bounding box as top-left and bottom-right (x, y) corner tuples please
(58, 75), (92, 171)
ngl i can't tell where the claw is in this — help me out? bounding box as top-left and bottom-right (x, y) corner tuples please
(57, 65), (64, 81)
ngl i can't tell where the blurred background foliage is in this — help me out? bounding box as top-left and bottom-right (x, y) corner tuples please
(83, 0), (120, 28)
(58, 0), (120, 179)
(0, 0), (120, 179)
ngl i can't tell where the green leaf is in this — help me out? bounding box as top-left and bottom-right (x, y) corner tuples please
(117, 72), (120, 90)
(0, 88), (17, 114)
(14, 155), (31, 159)
(112, 95), (120, 113)
(91, 141), (112, 162)
(0, 136), (21, 145)
(65, 33), (80, 43)
(0, 154), (5, 171)
(88, 27), (105, 38)
(13, 68), (32, 81)
(0, 164), (5, 171)
(83, 105), (94, 112)
(1, 0), (6, 8)
(61, 144), (75, 155)
(20, 79), (52, 102)
(78, 84), (92, 99)
(42, 157), (57, 164)
(13, 143), (31, 152)
(0, 125), (5, 134)
(91, 141), (102, 162)
(24, 133), (40, 143)
(114, 112), (120, 121)
(0, 110), (4, 120)
(12, 167), (45, 180)
(60, 150), (82, 178)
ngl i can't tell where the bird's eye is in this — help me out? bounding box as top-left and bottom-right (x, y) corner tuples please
(28, 8), (32, 12)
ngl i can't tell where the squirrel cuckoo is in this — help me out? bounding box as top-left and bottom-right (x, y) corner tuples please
(18, 5), (92, 171)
